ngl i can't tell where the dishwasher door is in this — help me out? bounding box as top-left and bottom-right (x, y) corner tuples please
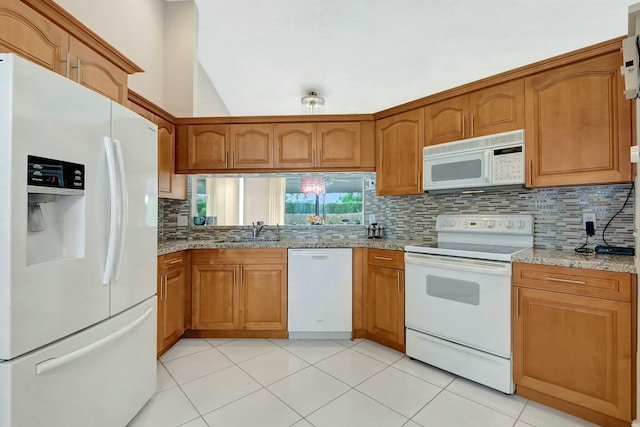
(287, 248), (352, 339)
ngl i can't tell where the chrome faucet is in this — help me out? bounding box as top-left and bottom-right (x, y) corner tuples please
(252, 221), (266, 238)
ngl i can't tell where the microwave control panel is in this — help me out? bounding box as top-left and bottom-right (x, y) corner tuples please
(492, 146), (523, 184)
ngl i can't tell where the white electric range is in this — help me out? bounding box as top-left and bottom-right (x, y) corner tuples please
(404, 214), (534, 394)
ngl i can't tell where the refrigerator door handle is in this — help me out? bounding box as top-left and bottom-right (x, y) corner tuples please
(113, 139), (128, 282)
(103, 136), (118, 285)
(35, 306), (153, 375)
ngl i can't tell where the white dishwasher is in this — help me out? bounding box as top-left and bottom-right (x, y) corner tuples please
(288, 248), (352, 339)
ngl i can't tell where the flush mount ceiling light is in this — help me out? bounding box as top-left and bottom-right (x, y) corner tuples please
(300, 176), (325, 195)
(301, 90), (325, 114)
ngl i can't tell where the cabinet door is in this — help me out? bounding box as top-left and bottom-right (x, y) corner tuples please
(192, 264), (239, 330)
(229, 124), (273, 169)
(525, 51), (631, 187)
(68, 36), (127, 104)
(469, 79), (524, 137)
(187, 124), (230, 170)
(161, 269), (186, 348)
(157, 117), (187, 200)
(375, 108), (424, 195)
(239, 264), (287, 331)
(316, 122), (361, 168)
(513, 287), (632, 421)
(274, 123), (316, 168)
(365, 265), (404, 347)
(425, 94), (468, 145)
(0, 0), (69, 76)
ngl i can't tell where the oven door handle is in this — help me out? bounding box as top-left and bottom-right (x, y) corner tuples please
(405, 253), (511, 276)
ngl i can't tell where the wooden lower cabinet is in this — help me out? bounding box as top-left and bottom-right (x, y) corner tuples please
(513, 263), (635, 426)
(364, 249), (405, 352)
(158, 252), (187, 356)
(191, 249), (287, 336)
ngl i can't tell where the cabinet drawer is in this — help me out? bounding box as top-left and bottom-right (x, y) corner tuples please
(513, 263), (632, 302)
(158, 252), (185, 273)
(191, 249), (287, 265)
(368, 249), (404, 270)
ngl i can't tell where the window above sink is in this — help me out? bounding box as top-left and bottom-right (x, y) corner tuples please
(191, 172), (369, 226)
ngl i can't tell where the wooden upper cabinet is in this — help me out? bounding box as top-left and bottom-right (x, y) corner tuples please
(185, 124), (230, 170)
(274, 121), (366, 169)
(425, 79), (524, 146)
(229, 124), (273, 169)
(470, 79), (524, 137)
(424, 94), (468, 146)
(0, 0), (68, 75)
(68, 36), (127, 104)
(375, 108), (424, 195)
(274, 122), (316, 168)
(525, 51), (631, 187)
(157, 117), (186, 200)
(317, 122), (361, 167)
(0, 0), (141, 105)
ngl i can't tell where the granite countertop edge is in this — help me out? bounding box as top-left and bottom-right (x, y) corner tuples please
(158, 238), (424, 255)
(512, 248), (637, 274)
(159, 241), (637, 274)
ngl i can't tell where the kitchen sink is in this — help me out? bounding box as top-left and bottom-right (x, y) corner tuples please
(225, 237), (280, 243)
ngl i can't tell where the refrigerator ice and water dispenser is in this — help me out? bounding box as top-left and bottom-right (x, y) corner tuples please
(26, 155), (86, 265)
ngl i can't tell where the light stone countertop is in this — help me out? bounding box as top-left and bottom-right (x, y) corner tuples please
(512, 248), (637, 274)
(159, 240), (637, 274)
(157, 238), (428, 256)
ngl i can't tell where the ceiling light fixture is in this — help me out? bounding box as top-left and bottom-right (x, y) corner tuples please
(301, 90), (325, 114)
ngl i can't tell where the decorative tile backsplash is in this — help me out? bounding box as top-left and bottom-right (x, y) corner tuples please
(159, 173), (634, 251)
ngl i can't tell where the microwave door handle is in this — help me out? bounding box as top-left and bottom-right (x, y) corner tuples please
(484, 150), (492, 183)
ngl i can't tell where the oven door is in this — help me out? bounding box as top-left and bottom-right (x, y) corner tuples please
(405, 253), (511, 357)
(423, 148), (491, 192)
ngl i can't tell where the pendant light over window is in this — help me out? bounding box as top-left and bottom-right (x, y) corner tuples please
(301, 90), (325, 114)
(300, 176), (325, 195)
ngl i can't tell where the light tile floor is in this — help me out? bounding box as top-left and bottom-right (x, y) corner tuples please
(127, 338), (599, 427)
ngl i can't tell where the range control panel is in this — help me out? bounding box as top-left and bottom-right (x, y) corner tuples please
(435, 214), (534, 235)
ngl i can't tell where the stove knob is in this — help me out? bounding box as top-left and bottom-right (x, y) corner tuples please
(448, 219), (456, 227)
(486, 220), (495, 228)
(505, 220), (514, 229)
(517, 220), (526, 229)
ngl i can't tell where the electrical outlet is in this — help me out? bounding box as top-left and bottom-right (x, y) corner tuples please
(582, 212), (596, 233)
(369, 214), (376, 224)
(367, 178), (376, 190)
(177, 215), (188, 227)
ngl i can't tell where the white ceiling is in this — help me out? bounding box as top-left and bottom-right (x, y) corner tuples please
(194, 0), (633, 116)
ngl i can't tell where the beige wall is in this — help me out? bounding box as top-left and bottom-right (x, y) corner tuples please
(55, 0), (166, 107)
(53, 0), (228, 117)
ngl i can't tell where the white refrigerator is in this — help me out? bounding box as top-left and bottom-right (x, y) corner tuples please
(0, 54), (158, 427)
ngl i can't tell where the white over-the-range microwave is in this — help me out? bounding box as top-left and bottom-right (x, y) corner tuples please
(423, 129), (525, 194)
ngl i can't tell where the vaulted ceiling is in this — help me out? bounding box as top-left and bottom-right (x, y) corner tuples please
(194, 0), (632, 116)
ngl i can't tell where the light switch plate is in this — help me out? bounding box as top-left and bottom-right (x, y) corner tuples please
(177, 215), (188, 227)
